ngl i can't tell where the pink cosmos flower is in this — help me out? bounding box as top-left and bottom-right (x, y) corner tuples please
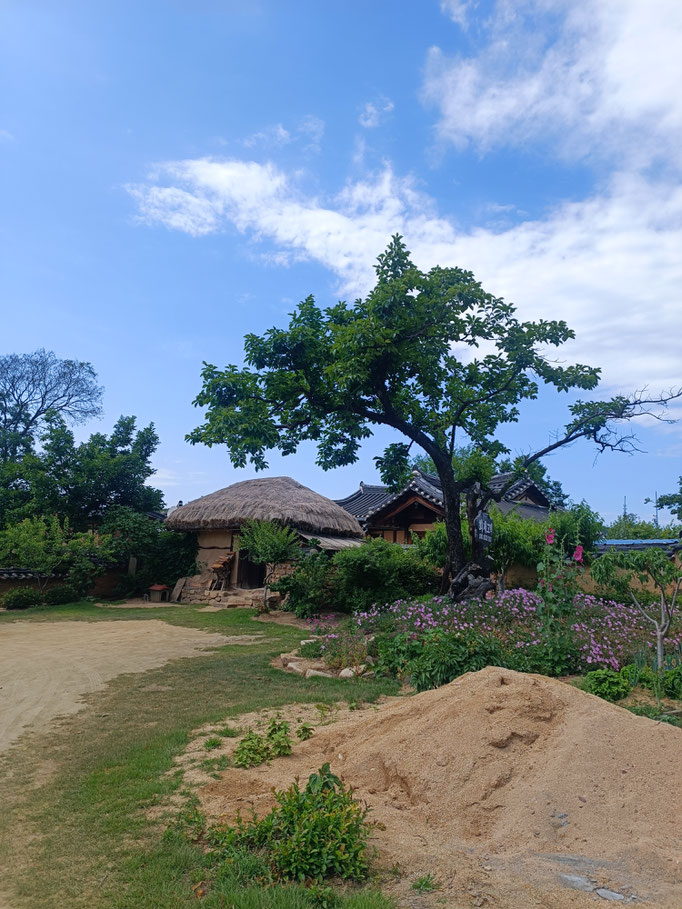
(573, 545), (584, 563)
(545, 528), (555, 545)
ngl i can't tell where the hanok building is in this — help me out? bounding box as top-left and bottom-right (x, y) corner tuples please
(335, 469), (553, 542)
(165, 476), (363, 603)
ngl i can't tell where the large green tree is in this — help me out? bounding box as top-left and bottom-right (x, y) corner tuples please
(0, 415), (163, 530)
(189, 236), (680, 597)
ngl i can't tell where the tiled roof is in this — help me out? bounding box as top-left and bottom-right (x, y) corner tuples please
(0, 567), (53, 580)
(335, 469), (549, 526)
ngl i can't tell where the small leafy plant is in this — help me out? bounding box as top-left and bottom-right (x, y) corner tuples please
(581, 669), (631, 702)
(232, 720), (293, 768)
(296, 721), (314, 741)
(204, 736), (223, 751)
(412, 873), (439, 892)
(208, 763), (374, 882)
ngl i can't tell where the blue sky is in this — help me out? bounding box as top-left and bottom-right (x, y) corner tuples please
(2, 0), (681, 523)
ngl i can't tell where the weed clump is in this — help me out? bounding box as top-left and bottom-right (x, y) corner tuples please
(233, 720), (293, 769)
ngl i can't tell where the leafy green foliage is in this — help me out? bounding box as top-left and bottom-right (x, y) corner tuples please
(208, 764), (374, 883)
(488, 507), (544, 587)
(581, 669), (631, 702)
(405, 631), (506, 692)
(296, 722), (314, 741)
(547, 501), (603, 555)
(101, 505), (198, 592)
(0, 415), (163, 531)
(331, 538), (438, 613)
(300, 640), (324, 659)
(592, 548), (682, 666)
(43, 584), (79, 605)
(375, 629), (506, 691)
(655, 475), (682, 522)
(188, 235), (675, 577)
(273, 550), (333, 617)
(604, 511), (680, 540)
(204, 736), (223, 751)
(238, 519), (301, 568)
(232, 720), (293, 768)
(0, 515), (115, 593)
(1, 586), (42, 609)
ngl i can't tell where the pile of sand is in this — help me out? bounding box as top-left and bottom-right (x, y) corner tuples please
(201, 667), (682, 907)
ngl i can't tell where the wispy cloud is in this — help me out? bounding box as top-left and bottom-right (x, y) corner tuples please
(128, 158), (682, 395)
(242, 116), (325, 153)
(243, 123), (291, 148)
(439, 0), (475, 27)
(425, 0), (682, 170)
(358, 97), (394, 129)
(0, 130), (15, 143)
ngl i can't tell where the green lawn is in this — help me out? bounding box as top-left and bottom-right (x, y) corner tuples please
(0, 602), (399, 908)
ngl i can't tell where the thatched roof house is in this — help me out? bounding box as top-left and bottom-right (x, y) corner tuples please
(167, 476), (363, 589)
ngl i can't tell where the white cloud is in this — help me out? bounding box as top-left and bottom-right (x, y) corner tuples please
(359, 98), (395, 129)
(440, 0), (474, 27)
(0, 130), (14, 143)
(128, 159), (682, 393)
(425, 0), (682, 169)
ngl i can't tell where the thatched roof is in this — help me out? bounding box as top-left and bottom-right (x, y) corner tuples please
(165, 476), (363, 538)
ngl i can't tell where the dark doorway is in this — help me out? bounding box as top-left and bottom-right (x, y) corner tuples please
(236, 552), (266, 589)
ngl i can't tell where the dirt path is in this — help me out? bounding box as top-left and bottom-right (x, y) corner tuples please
(0, 620), (232, 753)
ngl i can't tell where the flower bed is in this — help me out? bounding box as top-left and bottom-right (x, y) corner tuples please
(352, 589), (682, 672)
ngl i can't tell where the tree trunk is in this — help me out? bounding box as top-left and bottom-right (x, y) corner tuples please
(437, 467), (465, 593)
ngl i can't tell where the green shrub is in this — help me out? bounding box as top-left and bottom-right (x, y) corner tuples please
(272, 550), (333, 618)
(406, 631), (506, 692)
(296, 721), (314, 741)
(375, 629), (507, 691)
(331, 538), (438, 613)
(505, 633), (581, 677)
(266, 719), (293, 757)
(1, 586), (42, 609)
(43, 584), (79, 605)
(581, 669), (631, 702)
(208, 763), (373, 882)
(661, 666), (682, 700)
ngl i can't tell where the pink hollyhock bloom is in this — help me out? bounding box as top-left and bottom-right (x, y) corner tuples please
(545, 528), (555, 545)
(573, 545), (584, 563)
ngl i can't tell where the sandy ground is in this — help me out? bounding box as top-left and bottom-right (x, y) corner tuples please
(0, 619), (235, 753)
(200, 668), (682, 908)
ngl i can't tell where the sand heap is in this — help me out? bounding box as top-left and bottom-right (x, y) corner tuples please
(201, 668), (682, 907)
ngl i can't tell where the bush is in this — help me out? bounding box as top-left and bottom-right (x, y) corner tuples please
(627, 705), (682, 727)
(406, 630), (507, 692)
(331, 538), (438, 613)
(1, 586), (42, 609)
(581, 669), (631, 702)
(375, 629), (507, 691)
(44, 584), (79, 605)
(661, 666), (682, 700)
(208, 763), (373, 882)
(273, 550), (333, 618)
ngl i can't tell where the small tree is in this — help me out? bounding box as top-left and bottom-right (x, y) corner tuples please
(237, 519), (301, 610)
(489, 508), (544, 591)
(592, 548), (682, 667)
